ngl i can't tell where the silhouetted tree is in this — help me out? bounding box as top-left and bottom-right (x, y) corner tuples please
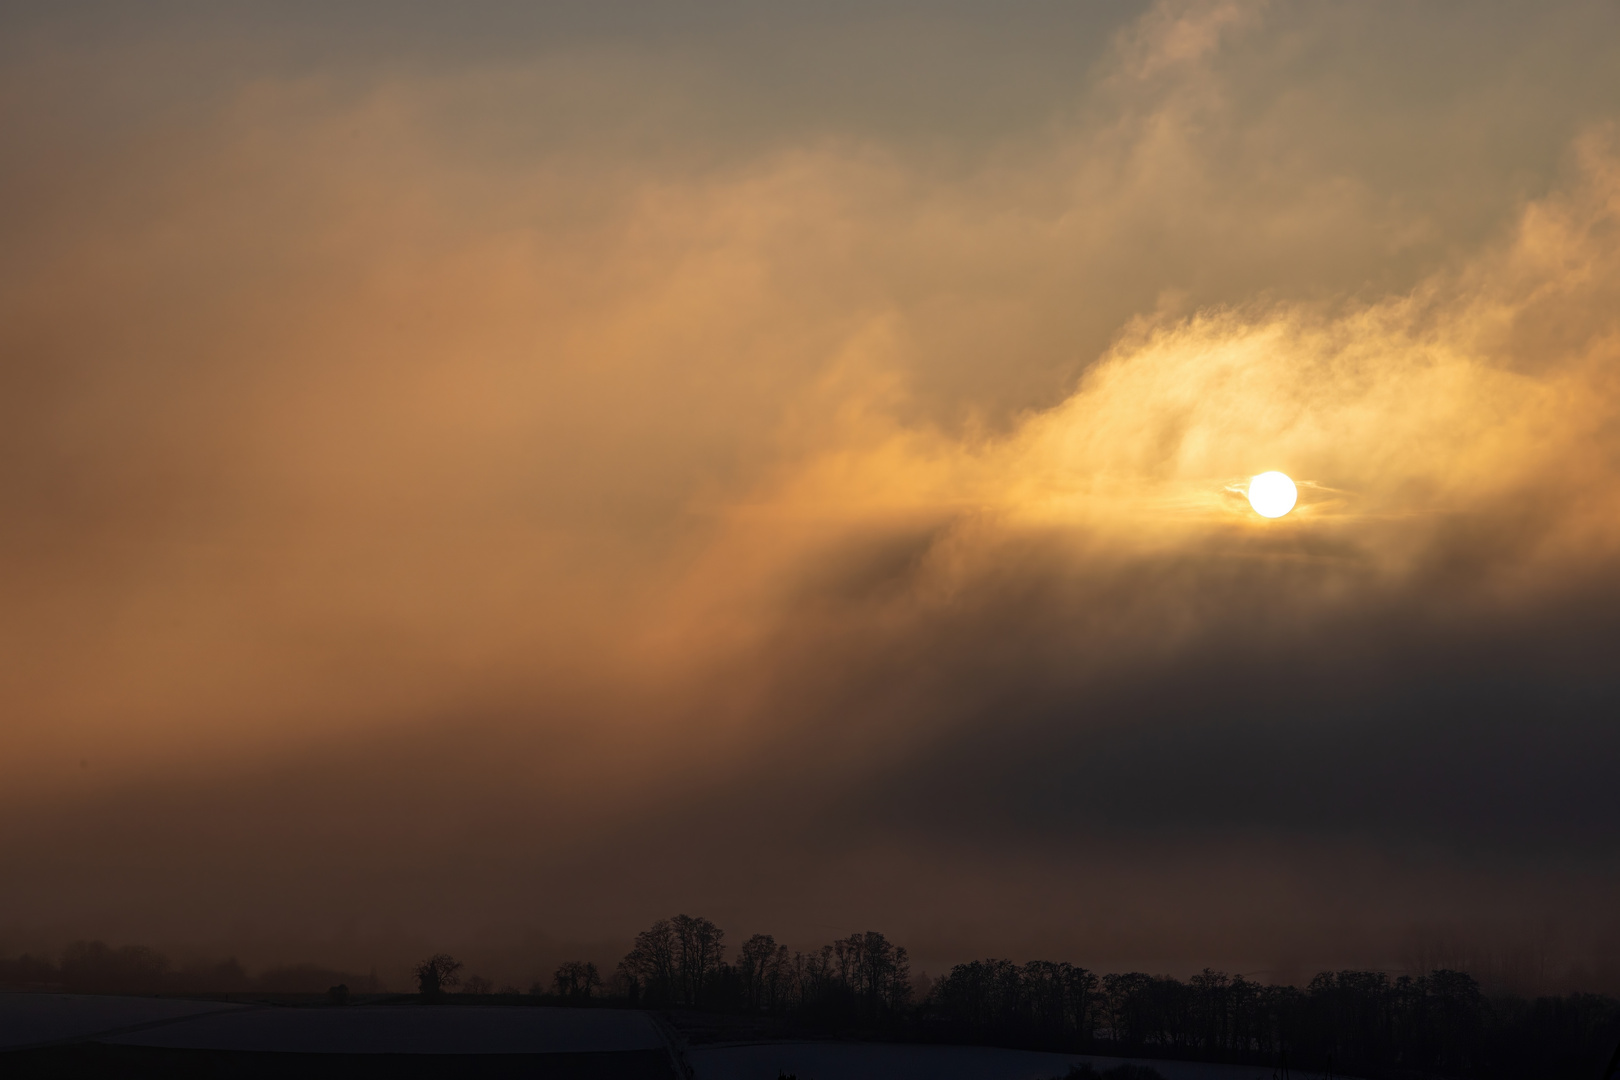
(672, 913), (726, 1006)
(6, 930), (1620, 1077)
(553, 960), (602, 1001)
(738, 934), (791, 1013)
(620, 918), (677, 1005)
(837, 931), (911, 1013)
(620, 914), (725, 1006)
(1023, 960), (1099, 1043)
(414, 953), (462, 997)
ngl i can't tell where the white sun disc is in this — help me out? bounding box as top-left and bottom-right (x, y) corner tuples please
(1247, 471), (1298, 518)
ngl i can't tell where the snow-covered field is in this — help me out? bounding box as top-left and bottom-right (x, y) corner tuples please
(106, 1003), (668, 1054)
(0, 992), (245, 1050)
(689, 1041), (1306, 1080)
(2, 995), (1344, 1080)
(0, 994), (664, 1054)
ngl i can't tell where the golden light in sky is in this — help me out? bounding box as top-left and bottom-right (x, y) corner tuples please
(8, 0), (1620, 999)
(1247, 471), (1298, 518)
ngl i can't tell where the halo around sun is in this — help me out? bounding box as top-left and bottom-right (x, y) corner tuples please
(1247, 471), (1298, 518)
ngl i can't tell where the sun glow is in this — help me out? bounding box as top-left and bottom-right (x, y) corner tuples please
(1247, 471), (1298, 518)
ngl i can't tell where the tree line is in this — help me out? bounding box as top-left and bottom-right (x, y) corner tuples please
(613, 915), (911, 1021)
(919, 961), (1620, 1079)
(567, 914), (1616, 1080)
(7, 925), (1618, 1078)
(0, 940), (380, 996)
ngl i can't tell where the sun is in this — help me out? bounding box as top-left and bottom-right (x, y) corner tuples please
(1247, 471), (1298, 518)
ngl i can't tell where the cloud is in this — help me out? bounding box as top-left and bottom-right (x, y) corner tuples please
(2, 0), (1620, 982)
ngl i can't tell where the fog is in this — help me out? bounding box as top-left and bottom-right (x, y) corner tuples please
(3, 0), (1620, 991)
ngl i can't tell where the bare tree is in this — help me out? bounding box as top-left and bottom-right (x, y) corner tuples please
(619, 914), (725, 1007)
(831, 931), (910, 1013)
(414, 954), (462, 997)
(671, 914), (726, 1006)
(553, 960), (603, 1001)
(737, 934), (790, 1013)
(619, 918), (677, 1004)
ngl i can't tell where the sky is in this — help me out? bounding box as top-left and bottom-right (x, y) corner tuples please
(4, 0), (1620, 992)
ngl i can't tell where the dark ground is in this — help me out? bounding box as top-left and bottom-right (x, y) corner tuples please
(0, 1044), (676, 1079)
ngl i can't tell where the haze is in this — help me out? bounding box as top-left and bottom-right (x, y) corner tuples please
(4, 0), (1620, 991)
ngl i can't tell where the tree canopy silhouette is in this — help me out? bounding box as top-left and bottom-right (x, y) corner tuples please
(413, 953), (462, 997)
(554, 960), (602, 1001)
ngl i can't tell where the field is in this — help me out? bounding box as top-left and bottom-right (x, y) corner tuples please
(0, 993), (1338, 1079)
